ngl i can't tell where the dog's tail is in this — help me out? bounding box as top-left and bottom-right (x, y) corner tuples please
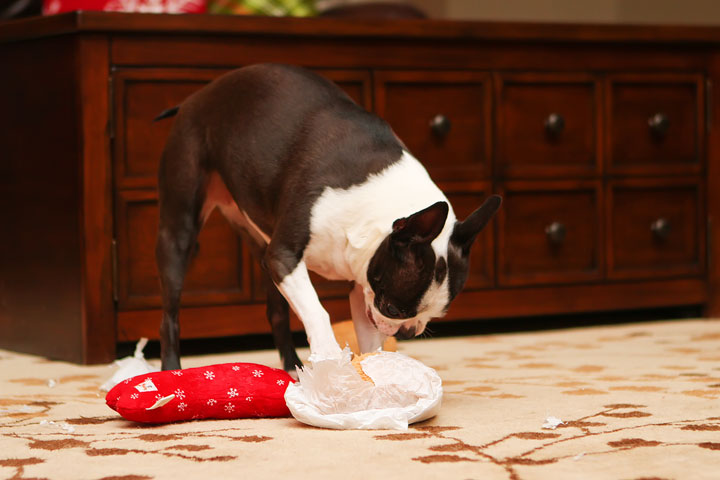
(154, 106), (180, 122)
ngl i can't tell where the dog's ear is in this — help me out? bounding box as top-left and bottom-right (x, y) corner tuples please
(391, 201), (449, 246)
(451, 195), (502, 253)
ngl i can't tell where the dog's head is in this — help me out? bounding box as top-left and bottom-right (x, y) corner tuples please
(363, 195), (502, 339)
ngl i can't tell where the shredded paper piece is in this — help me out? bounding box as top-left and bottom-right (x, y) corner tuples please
(284, 348), (442, 430)
(39, 420), (76, 433)
(100, 338), (159, 392)
(542, 415), (564, 430)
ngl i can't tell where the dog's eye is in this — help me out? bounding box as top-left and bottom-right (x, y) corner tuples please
(386, 304), (401, 318)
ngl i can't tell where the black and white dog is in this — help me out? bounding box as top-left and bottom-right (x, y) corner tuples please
(155, 64), (501, 372)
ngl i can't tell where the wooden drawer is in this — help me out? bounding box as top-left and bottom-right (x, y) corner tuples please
(441, 182), (495, 290)
(374, 70), (491, 180)
(497, 181), (603, 286)
(113, 69), (222, 189)
(115, 190), (253, 309)
(607, 179), (704, 279)
(113, 68), (372, 189)
(606, 74), (704, 175)
(495, 73), (600, 178)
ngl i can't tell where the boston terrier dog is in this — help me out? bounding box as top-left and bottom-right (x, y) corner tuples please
(155, 63), (501, 372)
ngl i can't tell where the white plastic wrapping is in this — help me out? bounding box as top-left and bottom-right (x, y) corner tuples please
(100, 338), (159, 392)
(284, 348), (442, 430)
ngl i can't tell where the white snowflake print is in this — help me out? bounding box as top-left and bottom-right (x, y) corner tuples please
(130, 393), (139, 400)
(177, 402), (187, 412)
(171, 371), (183, 376)
(174, 389), (186, 400)
(252, 369), (264, 378)
(227, 388), (239, 398)
(155, 393), (163, 400)
(245, 396), (253, 402)
(232, 365), (240, 371)
(123, 379), (131, 384)
(204, 371), (215, 380)
(207, 399), (217, 406)
(276, 379), (285, 386)
(224, 403), (235, 413)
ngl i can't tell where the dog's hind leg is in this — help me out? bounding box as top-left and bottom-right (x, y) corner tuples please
(155, 136), (206, 371)
(265, 276), (303, 375)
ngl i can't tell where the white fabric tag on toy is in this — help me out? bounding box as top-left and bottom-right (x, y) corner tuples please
(284, 348), (442, 430)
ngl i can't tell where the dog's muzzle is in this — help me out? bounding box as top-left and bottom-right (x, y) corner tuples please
(394, 324), (417, 340)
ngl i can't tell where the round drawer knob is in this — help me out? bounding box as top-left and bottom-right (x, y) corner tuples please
(648, 112), (670, 138)
(651, 217), (671, 240)
(544, 113), (565, 137)
(429, 114), (451, 137)
(545, 221), (566, 244)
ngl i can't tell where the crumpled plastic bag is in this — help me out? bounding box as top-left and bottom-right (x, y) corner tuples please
(100, 338), (159, 392)
(284, 348), (442, 430)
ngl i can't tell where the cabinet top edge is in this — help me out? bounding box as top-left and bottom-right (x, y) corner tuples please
(4, 11), (720, 45)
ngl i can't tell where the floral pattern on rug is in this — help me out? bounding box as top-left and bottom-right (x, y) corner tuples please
(377, 405), (720, 479)
(1, 319), (719, 479)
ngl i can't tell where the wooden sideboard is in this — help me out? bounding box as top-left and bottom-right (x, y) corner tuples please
(1, 12), (719, 363)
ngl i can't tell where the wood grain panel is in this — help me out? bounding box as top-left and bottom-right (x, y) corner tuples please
(117, 277), (707, 342)
(115, 190), (253, 309)
(495, 73), (600, 178)
(497, 180), (603, 286)
(607, 74), (704, 175)
(0, 36), (84, 362)
(374, 70), (491, 180)
(113, 69), (225, 189)
(607, 178), (704, 279)
(77, 35), (115, 363)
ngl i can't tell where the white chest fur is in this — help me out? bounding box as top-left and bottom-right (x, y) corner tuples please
(304, 151), (456, 284)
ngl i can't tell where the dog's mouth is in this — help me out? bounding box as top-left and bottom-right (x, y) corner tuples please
(366, 306), (404, 337)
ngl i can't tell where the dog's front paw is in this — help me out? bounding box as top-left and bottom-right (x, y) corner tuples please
(307, 344), (345, 364)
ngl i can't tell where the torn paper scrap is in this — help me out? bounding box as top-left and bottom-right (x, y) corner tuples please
(100, 338), (159, 392)
(39, 420), (76, 433)
(284, 348), (442, 430)
(542, 415), (564, 429)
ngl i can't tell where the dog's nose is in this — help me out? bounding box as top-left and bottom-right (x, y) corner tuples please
(394, 325), (417, 340)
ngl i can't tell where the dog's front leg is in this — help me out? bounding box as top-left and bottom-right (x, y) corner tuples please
(266, 248), (342, 362)
(349, 283), (386, 354)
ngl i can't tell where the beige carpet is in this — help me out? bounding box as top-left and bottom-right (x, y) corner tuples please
(1, 319), (720, 480)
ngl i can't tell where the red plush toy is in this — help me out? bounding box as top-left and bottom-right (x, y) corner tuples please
(42, 0), (206, 15)
(106, 363), (294, 423)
